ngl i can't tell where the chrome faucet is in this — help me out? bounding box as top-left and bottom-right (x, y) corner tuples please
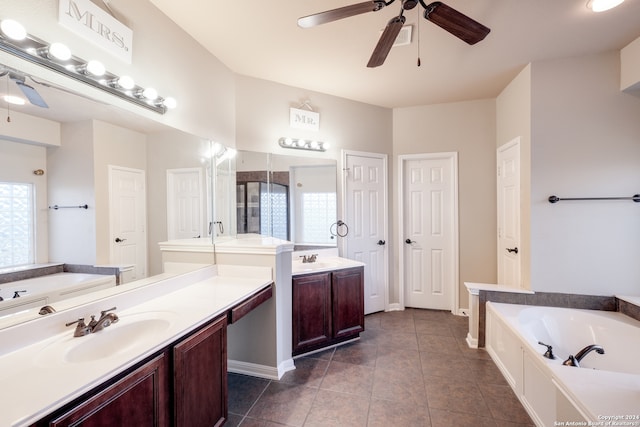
(65, 307), (119, 337)
(562, 344), (605, 367)
(301, 254), (318, 263)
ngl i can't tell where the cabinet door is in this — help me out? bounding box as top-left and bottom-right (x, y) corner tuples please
(332, 267), (365, 339)
(174, 315), (227, 427)
(48, 353), (169, 427)
(292, 272), (332, 354)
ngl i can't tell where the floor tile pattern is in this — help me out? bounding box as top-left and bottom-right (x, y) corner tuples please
(227, 308), (534, 426)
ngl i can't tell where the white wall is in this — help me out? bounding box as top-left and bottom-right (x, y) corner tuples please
(47, 121), (96, 264)
(393, 99), (497, 308)
(496, 64), (532, 289)
(530, 51), (640, 296)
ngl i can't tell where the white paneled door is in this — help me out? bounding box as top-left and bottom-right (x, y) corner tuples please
(166, 168), (204, 240)
(400, 153), (458, 312)
(343, 151), (388, 315)
(497, 138), (521, 288)
(109, 165), (147, 281)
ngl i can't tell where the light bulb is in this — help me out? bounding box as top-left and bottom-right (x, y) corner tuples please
(142, 87), (158, 100)
(48, 42), (71, 61)
(0, 19), (26, 41)
(117, 75), (135, 90)
(162, 97), (177, 109)
(85, 60), (105, 76)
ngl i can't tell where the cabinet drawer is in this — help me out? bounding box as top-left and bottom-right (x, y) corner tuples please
(229, 283), (273, 323)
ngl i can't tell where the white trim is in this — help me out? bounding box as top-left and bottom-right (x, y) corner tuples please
(340, 149), (390, 312)
(398, 152), (460, 314)
(227, 358), (295, 381)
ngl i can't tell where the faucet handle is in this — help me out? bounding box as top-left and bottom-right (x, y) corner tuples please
(100, 306), (117, 317)
(537, 341), (556, 359)
(65, 318), (91, 337)
(87, 315), (98, 329)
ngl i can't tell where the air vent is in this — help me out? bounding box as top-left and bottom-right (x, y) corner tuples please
(393, 25), (413, 47)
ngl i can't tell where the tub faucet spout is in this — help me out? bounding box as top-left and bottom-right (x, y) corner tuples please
(562, 344), (605, 367)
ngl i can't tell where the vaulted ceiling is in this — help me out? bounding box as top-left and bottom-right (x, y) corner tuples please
(149, 0), (640, 108)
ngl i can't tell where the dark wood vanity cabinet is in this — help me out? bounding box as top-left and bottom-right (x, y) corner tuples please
(174, 315), (227, 427)
(292, 266), (364, 355)
(44, 353), (170, 427)
(33, 316), (227, 427)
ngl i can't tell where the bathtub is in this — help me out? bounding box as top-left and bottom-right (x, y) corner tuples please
(486, 302), (640, 426)
(0, 273), (116, 320)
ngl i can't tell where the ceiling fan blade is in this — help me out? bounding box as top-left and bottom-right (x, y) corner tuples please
(13, 79), (49, 108)
(367, 15), (406, 68)
(298, 1), (389, 28)
(423, 1), (490, 45)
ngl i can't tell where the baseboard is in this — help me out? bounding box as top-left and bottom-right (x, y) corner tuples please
(465, 332), (478, 349)
(227, 358), (296, 380)
(386, 303), (403, 312)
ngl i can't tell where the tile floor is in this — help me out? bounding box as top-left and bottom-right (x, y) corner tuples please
(227, 308), (534, 426)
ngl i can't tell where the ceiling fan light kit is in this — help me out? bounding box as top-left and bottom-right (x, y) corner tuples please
(298, 0), (490, 68)
(0, 18), (176, 113)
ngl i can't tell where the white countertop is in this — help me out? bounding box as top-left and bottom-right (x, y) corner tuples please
(291, 256), (365, 276)
(0, 265), (273, 427)
(464, 281), (534, 296)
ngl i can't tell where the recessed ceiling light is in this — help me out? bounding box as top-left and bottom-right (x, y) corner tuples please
(4, 95), (26, 105)
(587, 0), (624, 12)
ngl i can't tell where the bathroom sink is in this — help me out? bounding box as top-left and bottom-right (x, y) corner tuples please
(36, 311), (176, 365)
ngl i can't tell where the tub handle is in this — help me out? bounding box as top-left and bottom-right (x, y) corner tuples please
(537, 341), (556, 359)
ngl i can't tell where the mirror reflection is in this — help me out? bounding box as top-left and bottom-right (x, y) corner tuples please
(0, 61), (224, 328)
(235, 150), (337, 250)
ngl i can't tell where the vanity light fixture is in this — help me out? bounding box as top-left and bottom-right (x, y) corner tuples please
(586, 0), (624, 12)
(0, 18), (175, 114)
(278, 137), (328, 152)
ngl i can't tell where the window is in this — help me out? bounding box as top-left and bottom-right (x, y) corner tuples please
(301, 192), (337, 244)
(0, 182), (35, 268)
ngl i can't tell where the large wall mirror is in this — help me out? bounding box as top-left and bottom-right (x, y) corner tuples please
(0, 60), (231, 328)
(235, 150), (337, 250)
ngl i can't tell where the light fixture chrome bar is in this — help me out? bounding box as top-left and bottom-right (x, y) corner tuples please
(278, 137), (328, 152)
(0, 26), (170, 114)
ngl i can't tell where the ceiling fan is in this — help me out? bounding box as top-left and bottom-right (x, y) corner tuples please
(298, 0), (491, 68)
(0, 66), (49, 108)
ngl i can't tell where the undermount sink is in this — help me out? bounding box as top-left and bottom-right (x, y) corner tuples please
(36, 311), (176, 365)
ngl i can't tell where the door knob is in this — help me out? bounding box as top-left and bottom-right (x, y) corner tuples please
(377, 240), (386, 246)
(405, 239), (414, 244)
(506, 247), (518, 254)
(115, 237), (127, 243)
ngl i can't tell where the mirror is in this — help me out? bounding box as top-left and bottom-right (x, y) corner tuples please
(235, 150), (337, 250)
(0, 61), (229, 328)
